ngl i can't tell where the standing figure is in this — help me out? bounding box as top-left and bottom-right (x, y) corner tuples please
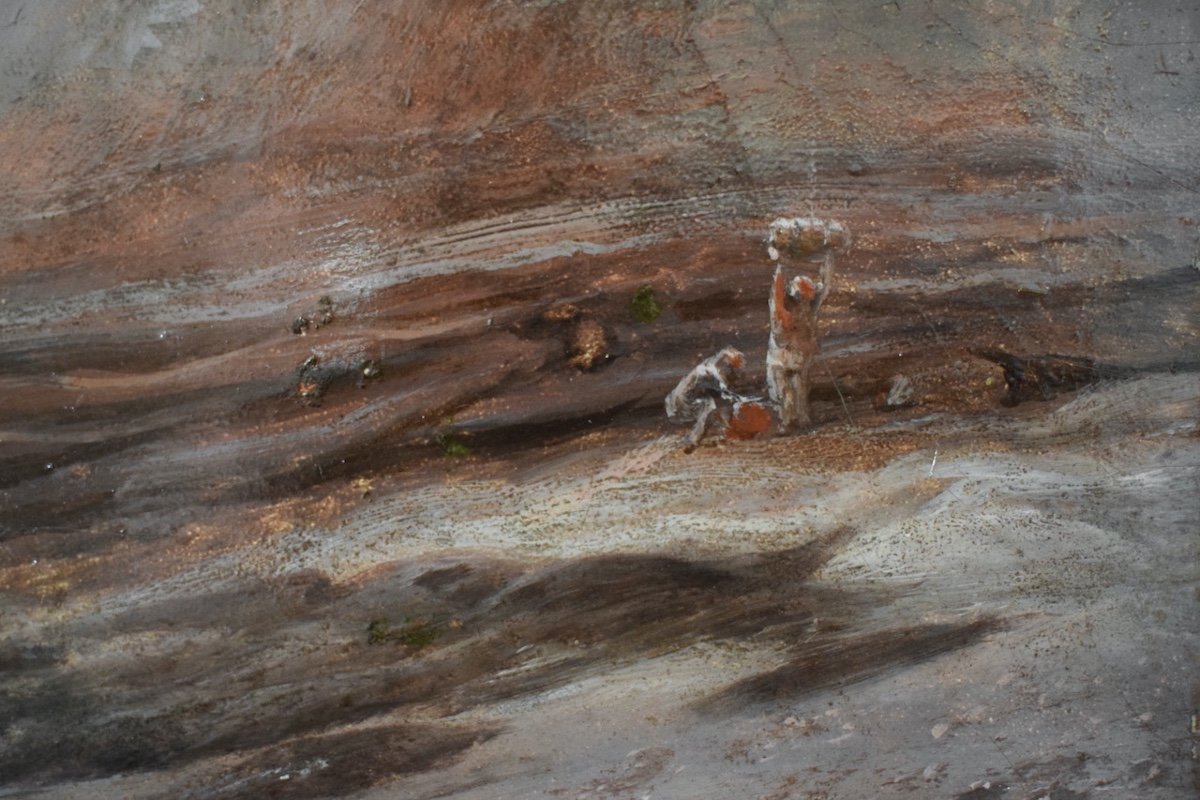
(665, 346), (746, 451)
(765, 217), (848, 431)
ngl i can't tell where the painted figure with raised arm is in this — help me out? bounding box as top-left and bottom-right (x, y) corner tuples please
(765, 217), (849, 431)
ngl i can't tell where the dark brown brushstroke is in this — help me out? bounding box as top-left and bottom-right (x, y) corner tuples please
(694, 617), (1004, 714)
(191, 724), (502, 800)
(0, 526), (1003, 793)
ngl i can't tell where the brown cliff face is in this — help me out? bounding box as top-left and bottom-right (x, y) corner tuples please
(3, 0), (1196, 535)
(0, 2), (1197, 798)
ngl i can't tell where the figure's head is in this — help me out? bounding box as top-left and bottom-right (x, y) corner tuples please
(716, 347), (745, 370)
(789, 276), (818, 302)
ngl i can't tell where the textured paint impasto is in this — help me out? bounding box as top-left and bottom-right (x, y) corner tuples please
(1, 2), (1197, 797)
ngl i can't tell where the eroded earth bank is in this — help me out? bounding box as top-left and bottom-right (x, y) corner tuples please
(1, 2), (1198, 798)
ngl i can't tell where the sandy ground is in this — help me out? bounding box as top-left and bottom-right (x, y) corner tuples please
(3, 373), (1196, 799)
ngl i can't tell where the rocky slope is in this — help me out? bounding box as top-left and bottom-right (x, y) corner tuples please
(0, 1), (1197, 798)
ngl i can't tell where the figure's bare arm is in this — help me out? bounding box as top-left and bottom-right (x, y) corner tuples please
(771, 265), (793, 332)
(813, 252), (835, 314)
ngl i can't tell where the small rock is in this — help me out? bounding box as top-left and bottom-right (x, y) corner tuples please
(359, 359), (382, 385)
(568, 319), (608, 370)
(885, 374), (915, 408)
(542, 303), (580, 323)
(961, 704), (989, 724)
(931, 722), (951, 739)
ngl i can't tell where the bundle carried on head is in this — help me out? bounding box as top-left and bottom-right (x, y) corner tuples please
(766, 217), (851, 260)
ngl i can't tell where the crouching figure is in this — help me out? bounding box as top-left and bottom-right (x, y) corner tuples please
(665, 346), (747, 451)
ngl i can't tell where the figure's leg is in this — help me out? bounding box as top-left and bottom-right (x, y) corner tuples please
(664, 382), (690, 424)
(771, 363), (802, 431)
(683, 397), (717, 451)
(711, 398), (734, 440)
(767, 360), (787, 408)
(772, 363), (813, 432)
(786, 363), (813, 430)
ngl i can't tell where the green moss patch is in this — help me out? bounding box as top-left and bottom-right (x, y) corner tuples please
(631, 285), (662, 323)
